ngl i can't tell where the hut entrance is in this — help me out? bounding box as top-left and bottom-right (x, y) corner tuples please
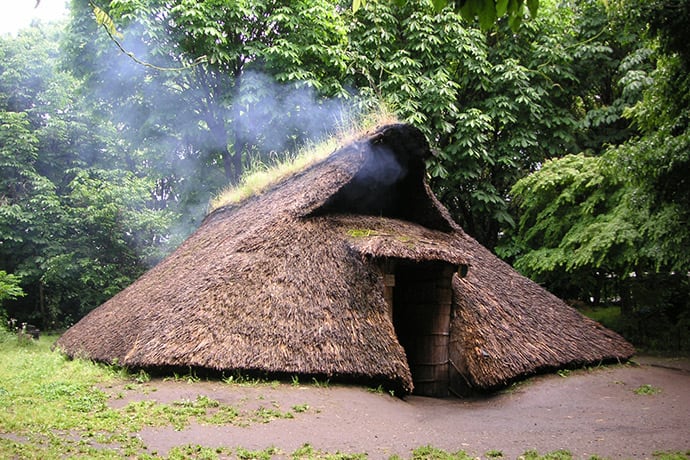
(380, 259), (456, 397)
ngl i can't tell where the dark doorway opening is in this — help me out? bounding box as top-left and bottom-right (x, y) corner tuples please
(379, 259), (456, 397)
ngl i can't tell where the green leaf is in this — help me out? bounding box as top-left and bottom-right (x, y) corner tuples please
(0, 270), (25, 304)
(353, 0), (362, 13)
(459, 0), (478, 22)
(526, 0), (539, 17)
(431, 0), (448, 11)
(478, 0), (497, 30)
(508, 9), (523, 31)
(496, 0), (509, 17)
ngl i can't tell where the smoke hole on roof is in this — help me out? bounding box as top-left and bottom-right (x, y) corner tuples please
(313, 130), (453, 232)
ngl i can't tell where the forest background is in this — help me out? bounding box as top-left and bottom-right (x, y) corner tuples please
(1, 0), (688, 353)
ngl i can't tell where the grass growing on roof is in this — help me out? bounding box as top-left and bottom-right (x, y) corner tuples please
(209, 105), (399, 212)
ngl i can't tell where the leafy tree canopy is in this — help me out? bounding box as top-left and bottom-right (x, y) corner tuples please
(501, 0), (690, 350)
(354, 0), (539, 30)
(347, 0), (646, 248)
(0, 271), (24, 308)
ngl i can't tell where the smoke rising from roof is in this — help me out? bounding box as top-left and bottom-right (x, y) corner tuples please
(325, 143), (408, 216)
(77, 16), (356, 261)
(232, 70), (349, 159)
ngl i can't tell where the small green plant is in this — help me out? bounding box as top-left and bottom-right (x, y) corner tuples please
(223, 371), (268, 386)
(236, 446), (280, 460)
(634, 384), (661, 395)
(291, 375), (300, 387)
(652, 450), (690, 459)
(311, 377), (330, 388)
(253, 406), (294, 423)
(368, 384), (385, 394)
(557, 369), (571, 378)
(292, 443), (318, 459)
(291, 443), (367, 460)
(486, 449), (504, 458)
(165, 367), (202, 383)
(134, 369), (150, 383)
(167, 444), (234, 459)
(291, 403), (310, 413)
(520, 449), (573, 460)
(366, 385), (396, 397)
(205, 405), (240, 425)
(410, 445), (473, 459)
(191, 394), (220, 408)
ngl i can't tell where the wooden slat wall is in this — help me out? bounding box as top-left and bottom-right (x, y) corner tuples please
(389, 261), (455, 397)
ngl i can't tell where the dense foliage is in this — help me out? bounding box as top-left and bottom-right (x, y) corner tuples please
(355, 0), (539, 31)
(347, 0), (646, 248)
(501, 0), (690, 350)
(1, 0), (687, 351)
(0, 24), (176, 327)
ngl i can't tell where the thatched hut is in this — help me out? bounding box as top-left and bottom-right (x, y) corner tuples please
(55, 123), (634, 396)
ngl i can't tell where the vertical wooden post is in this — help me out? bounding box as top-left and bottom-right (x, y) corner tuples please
(383, 273), (395, 321)
(379, 258), (396, 321)
(39, 281), (47, 330)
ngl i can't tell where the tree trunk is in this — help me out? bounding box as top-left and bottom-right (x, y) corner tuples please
(39, 281), (47, 330)
(222, 147), (243, 185)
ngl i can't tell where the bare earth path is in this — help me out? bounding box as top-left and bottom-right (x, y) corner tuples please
(110, 358), (690, 459)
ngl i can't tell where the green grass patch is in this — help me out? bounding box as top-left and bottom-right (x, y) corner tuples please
(653, 451), (690, 460)
(347, 228), (379, 238)
(0, 333), (311, 458)
(221, 371), (280, 387)
(579, 305), (622, 330)
(406, 445), (474, 459)
(292, 443), (367, 460)
(0, 332), (686, 459)
(519, 449), (573, 460)
(634, 384), (662, 395)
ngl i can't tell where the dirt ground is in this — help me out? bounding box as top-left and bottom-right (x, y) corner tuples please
(109, 357), (690, 459)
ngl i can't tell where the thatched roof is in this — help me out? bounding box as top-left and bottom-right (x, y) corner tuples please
(55, 123), (634, 395)
(449, 235), (634, 390)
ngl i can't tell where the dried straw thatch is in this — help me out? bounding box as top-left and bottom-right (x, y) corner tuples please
(55, 123), (634, 396)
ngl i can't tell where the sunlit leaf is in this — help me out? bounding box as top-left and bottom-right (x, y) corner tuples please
(93, 5), (124, 39)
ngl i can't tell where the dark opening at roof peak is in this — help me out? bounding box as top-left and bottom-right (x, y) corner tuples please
(310, 123), (452, 231)
(366, 123), (432, 163)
